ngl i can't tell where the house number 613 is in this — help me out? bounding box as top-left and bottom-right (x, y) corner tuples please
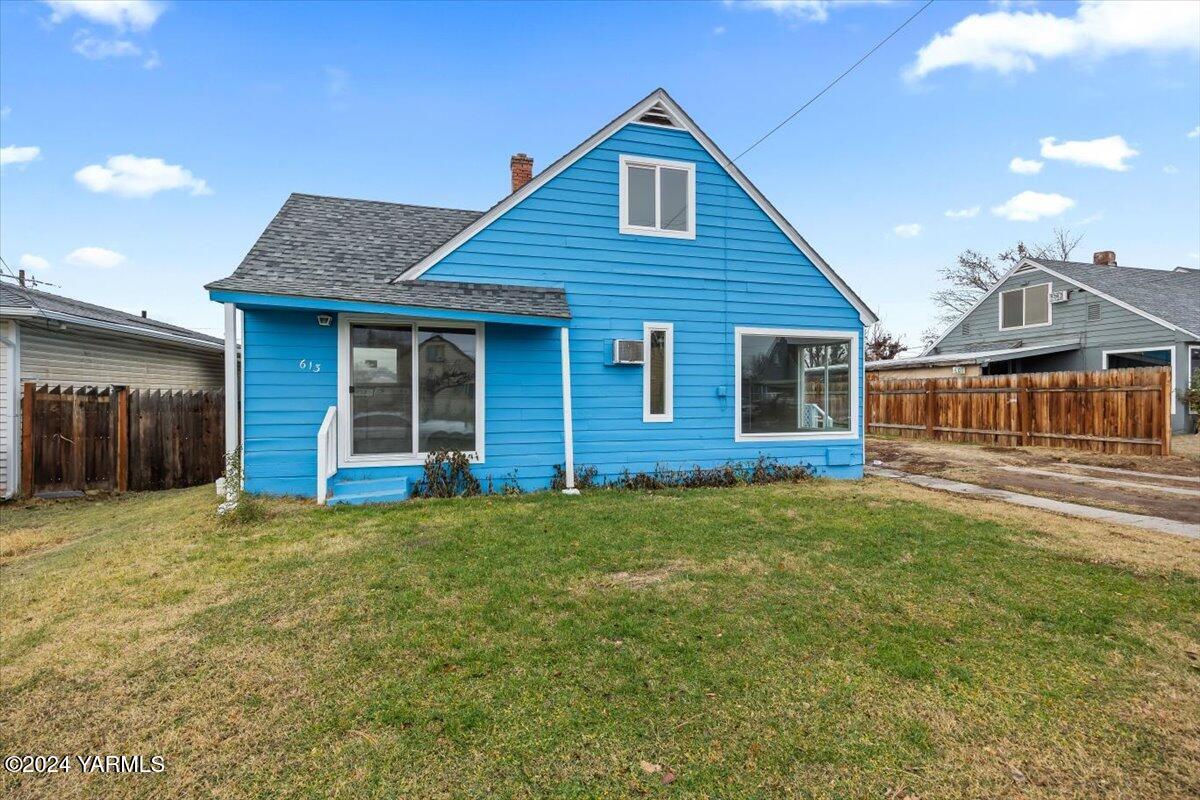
(299, 359), (322, 373)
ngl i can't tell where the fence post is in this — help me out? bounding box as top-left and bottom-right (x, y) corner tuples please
(1160, 367), (1172, 456)
(1018, 374), (1031, 447)
(115, 386), (129, 493)
(924, 379), (936, 439)
(21, 382), (35, 497)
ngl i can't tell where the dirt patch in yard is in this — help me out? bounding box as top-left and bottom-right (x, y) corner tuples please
(869, 437), (1200, 526)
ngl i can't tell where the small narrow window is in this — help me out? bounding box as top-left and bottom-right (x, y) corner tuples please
(643, 322), (673, 422)
(619, 155), (695, 239)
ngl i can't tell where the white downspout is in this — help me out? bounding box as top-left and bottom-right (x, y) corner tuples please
(560, 326), (578, 495)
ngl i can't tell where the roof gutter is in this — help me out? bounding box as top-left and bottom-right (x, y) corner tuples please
(1, 307), (224, 352)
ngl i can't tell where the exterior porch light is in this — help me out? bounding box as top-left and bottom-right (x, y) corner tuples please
(316, 314), (333, 327)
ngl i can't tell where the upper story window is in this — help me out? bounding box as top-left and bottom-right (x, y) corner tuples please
(999, 282), (1051, 330)
(619, 155), (695, 239)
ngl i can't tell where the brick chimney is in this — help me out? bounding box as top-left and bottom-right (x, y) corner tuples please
(510, 153), (533, 193)
(1093, 250), (1117, 266)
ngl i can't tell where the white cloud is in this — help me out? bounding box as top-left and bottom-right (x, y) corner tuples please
(1189, 126), (1200, 139)
(944, 206), (980, 219)
(0, 145), (41, 167)
(64, 246), (126, 269)
(1163, 164), (1179, 174)
(713, 25), (727, 35)
(893, 223), (922, 238)
(71, 30), (159, 68)
(1039, 135), (1138, 171)
(1077, 211), (1104, 225)
(907, 1), (1200, 80)
(0, 107), (10, 117)
(732, 0), (890, 24)
(73, 32), (140, 59)
(19, 254), (51, 271)
(43, 0), (164, 32)
(75, 155), (212, 198)
(991, 190), (1075, 222)
(1008, 156), (1043, 175)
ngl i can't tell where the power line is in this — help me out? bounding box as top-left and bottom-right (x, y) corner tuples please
(731, 0), (935, 163)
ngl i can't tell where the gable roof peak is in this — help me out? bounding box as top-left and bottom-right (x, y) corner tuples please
(390, 89), (878, 324)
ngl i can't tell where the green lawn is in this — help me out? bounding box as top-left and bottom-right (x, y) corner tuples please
(2, 480), (1198, 798)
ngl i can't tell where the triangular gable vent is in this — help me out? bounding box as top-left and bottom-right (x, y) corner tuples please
(636, 101), (681, 128)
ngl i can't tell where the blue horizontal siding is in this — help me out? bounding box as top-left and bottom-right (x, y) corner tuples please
(240, 310), (565, 496)
(421, 122), (863, 484)
(241, 121), (863, 498)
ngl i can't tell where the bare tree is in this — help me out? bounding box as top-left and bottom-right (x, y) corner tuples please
(865, 322), (908, 361)
(929, 227), (1083, 327)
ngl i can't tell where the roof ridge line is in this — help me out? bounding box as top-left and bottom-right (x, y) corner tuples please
(288, 192), (482, 215)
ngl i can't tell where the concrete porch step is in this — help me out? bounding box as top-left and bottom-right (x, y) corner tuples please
(327, 475), (410, 506)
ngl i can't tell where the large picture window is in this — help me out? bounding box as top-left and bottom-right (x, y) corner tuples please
(735, 328), (858, 441)
(999, 283), (1051, 330)
(619, 155), (695, 239)
(340, 318), (482, 465)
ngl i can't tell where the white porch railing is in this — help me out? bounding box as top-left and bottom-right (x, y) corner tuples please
(316, 404), (337, 505)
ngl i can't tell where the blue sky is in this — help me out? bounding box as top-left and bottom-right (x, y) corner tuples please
(1, 0), (1197, 344)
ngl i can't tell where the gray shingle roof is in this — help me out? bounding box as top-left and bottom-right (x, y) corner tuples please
(1032, 259), (1200, 336)
(205, 193), (570, 320)
(1, 283), (222, 346)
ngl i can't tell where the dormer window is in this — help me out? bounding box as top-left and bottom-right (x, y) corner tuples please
(618, 155), (695, 239)
(999, 282), (1051, 330)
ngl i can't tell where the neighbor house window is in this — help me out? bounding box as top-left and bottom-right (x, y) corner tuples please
(735, 328), (858, 440)
(643, 322), (673, 422)
(340, 318), (482, 464)
(619, 155), (695, 239)
(999, 283), (1051, 330)
(1103, 347), (1174, 413)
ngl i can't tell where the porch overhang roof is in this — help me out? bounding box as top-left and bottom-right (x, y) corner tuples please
(868, 339), (1081, 370)
(207, 280), (570, 327)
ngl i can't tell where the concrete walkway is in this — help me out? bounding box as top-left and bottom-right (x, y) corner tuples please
(866, 466), (1200, 540)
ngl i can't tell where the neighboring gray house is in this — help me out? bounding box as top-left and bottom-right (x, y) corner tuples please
(870, 252), (1199, 432)
(0, 283), (225, 498)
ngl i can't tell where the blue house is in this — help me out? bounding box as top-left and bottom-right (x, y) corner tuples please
(206, 90), (877, 504)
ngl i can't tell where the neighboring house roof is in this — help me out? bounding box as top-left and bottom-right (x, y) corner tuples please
(922, 257), (1200, 356)
(1, 283), (223, 351)
(205, 193), (570, 320)
(1033, 259), (1200, 336)
(391, 88), (878, 325)
(870, 338), (1082, 371)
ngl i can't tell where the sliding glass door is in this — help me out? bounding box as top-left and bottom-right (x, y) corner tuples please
(345, 320), (479, 461)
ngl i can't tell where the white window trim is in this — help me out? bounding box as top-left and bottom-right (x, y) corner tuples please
(734, 326), (860, 442)
(618, 154), (696, 240)
(1102, 345), (1175, 415)
(643, 322), (674, 423)
(337, 313), (485, 468)
(998, 282), (1053, 331)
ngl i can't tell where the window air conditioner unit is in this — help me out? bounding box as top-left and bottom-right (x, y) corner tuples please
(1048, 290), (1069, 304)
(611, 339), (644, 365)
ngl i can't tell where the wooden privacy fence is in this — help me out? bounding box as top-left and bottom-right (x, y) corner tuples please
(865, 366), (1172, 456)
(21, 383), (225, 497)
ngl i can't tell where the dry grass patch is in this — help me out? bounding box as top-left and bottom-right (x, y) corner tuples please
(3, 481), (1198, 798)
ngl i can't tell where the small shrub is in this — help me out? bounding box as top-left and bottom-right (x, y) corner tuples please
(550, 464), (600, 491)
(611, 455), (812, 492)
(500, 470), (525, 496)
(413, 451), (481, 499)
(217, 494), (267, 528)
